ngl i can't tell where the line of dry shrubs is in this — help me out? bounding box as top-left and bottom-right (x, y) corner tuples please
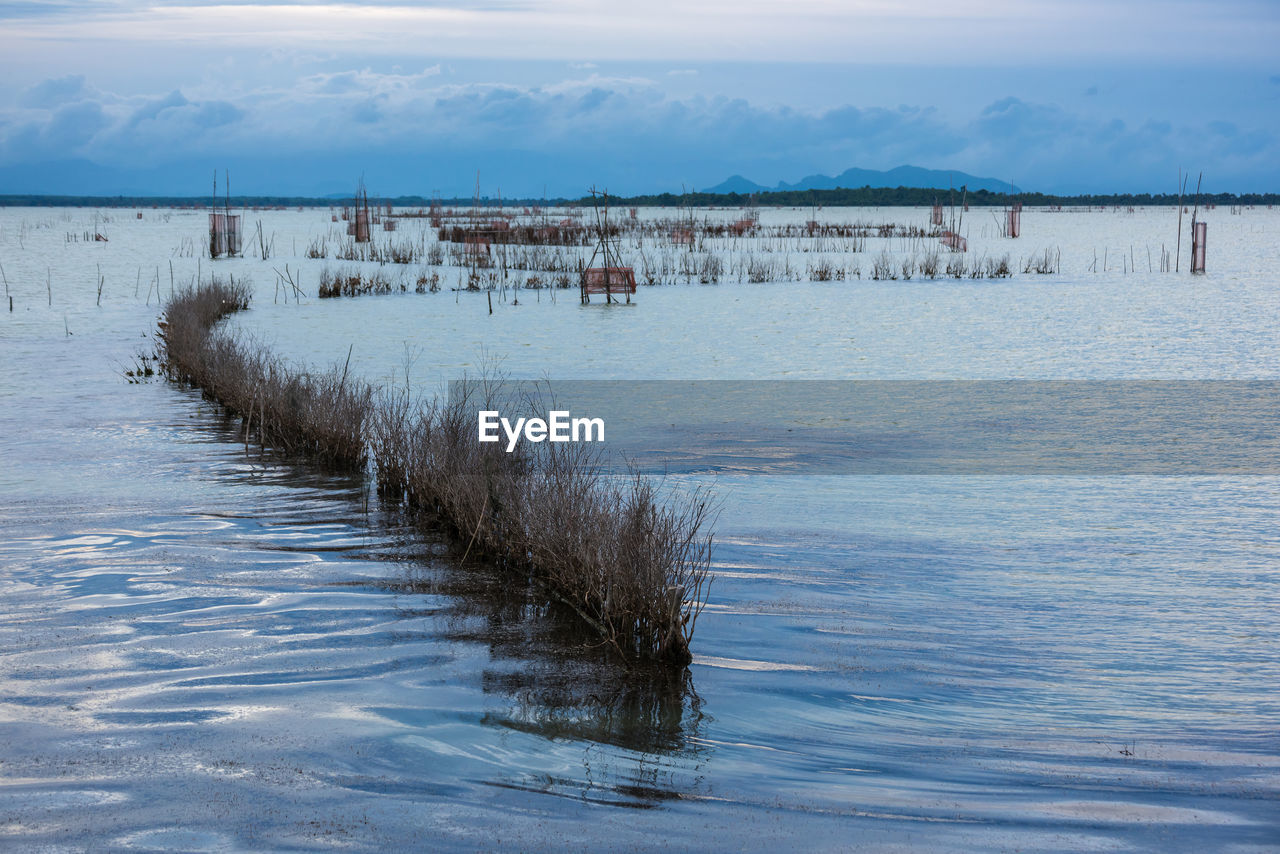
(159, 276), (373, 468)
(159, 277), (714, 665)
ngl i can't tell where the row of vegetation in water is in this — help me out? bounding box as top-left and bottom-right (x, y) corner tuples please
(158, 277), (714, 665)
(309, 247), (1058, 299)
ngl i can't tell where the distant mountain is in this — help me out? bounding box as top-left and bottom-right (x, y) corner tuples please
(0, 158), (1018, 199)
(704, 165), (1018, 195)
(705, 174), (772, 195)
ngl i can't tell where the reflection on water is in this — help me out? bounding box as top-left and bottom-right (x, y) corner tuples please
(348, 515), (709, 769)
(196, 412), (709, 780)
(482, 662), (702, 757)
(479, 660), (709, 808)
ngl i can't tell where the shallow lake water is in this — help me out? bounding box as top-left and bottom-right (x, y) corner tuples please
(1, 205), (1278, 851)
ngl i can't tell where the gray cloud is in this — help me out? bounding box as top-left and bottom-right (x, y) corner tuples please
(19, 74), (89, 108)
(0, 73), (1275, 195)
(0, 2), (105, 20)
(126, 90), (189, 127)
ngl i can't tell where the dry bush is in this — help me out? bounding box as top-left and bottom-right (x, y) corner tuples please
(809, 259), (834, 281)
(1023, 248), (1059, 274)
(370, 381), (714, 665)
(159, 276), (373, 469)
(871, 251), (896, 281)
(161, 281), (718, 665)
(919, 250), (940, 278)
(318, 266), (396, 298)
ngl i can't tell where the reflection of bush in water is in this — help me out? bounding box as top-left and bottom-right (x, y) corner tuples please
(481, 659), (708, 807)
(385, 556), (705, 760)
(481, 663), (703, 758)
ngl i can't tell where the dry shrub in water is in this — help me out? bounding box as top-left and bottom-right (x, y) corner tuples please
(919, 250), (940, 278)
(160, 279), (713, 664)
(159, 276), (373, 469)
(371, 381), (714, 665)
(318, 266), (397, 298)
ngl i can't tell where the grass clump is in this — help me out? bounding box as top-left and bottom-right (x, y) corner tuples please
(318, 266), (398, 298)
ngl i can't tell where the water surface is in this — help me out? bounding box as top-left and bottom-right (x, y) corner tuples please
(1, 205), (1277, 850)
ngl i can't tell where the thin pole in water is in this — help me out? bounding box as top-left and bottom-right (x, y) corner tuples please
(1175, 168), (1187, 273)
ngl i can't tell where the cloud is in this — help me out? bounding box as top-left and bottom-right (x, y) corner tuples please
(0, 72), (1275, 195)
(318, 72), (363, 95)
(127, 90), (189, 127)
(2, 0), (1277, 67)
(3, 100), (109, 159)
(19, 74), (90, 108)
(351, 97), (383, 124)
(1, 85), (243, 164)
(573, 87), (612, 113)
(302, 66), (441, 97)
(0, 1), (95, 21)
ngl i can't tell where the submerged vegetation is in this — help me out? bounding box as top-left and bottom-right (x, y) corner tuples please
(158, 277), (714, 665)
(317, 265), (398, 298)
(298, 209), (1054, 300)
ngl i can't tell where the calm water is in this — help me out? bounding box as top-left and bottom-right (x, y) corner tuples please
(1, 206), (1278, 851)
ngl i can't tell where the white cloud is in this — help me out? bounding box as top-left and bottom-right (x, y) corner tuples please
(0, 1), (1275, 65)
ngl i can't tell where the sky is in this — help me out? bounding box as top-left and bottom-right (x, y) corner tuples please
(0, 0), (1277, 197)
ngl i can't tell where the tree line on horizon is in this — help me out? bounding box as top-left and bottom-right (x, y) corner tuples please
(2, 186), (1277, 208)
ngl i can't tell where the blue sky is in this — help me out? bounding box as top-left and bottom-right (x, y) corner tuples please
(0, 0), (1277, 197)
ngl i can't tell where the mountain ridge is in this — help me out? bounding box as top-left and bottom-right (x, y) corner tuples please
(705, 165), (1019, 195)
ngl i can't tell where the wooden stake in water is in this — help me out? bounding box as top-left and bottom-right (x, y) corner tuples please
(1175, 168), (1187, 273)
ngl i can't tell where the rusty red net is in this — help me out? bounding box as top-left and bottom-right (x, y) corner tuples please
(582, 267), (636, 294)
